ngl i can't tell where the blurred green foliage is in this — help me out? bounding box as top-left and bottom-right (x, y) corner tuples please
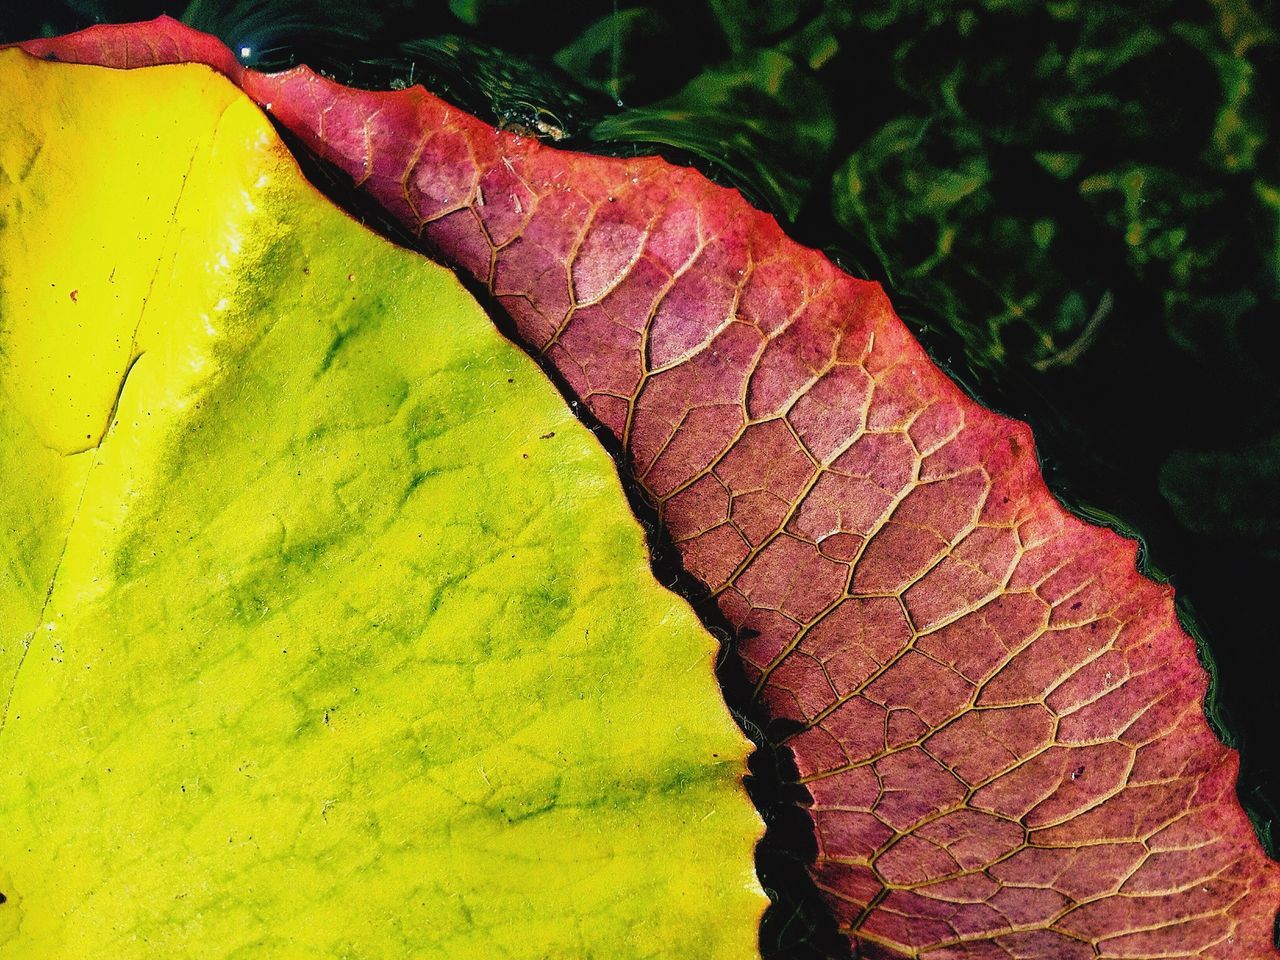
(830, 0), (1277, 373)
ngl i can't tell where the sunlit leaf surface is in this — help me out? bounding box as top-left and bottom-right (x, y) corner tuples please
(0, 50), (763, 959)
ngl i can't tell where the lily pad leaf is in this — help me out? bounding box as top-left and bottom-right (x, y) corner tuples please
(0, 49), (764, 959)
(19, 18), (1280, 959)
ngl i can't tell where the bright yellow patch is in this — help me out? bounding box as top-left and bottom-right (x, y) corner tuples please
(0, 52), (763, 958)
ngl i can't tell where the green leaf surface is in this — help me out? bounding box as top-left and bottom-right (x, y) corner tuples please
(0, 52), (763, 958)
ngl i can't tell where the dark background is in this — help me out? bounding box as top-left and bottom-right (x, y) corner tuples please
(4, 1), (1278, 956)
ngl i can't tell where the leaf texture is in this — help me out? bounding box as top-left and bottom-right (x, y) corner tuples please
(18, 18), (1280, 959)
(0, 49), (763, 958)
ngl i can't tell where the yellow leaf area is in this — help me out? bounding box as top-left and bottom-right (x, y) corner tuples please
(0, 52), (763, 959)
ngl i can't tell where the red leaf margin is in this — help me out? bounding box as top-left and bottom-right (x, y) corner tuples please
(14, 18), (1280, 959)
